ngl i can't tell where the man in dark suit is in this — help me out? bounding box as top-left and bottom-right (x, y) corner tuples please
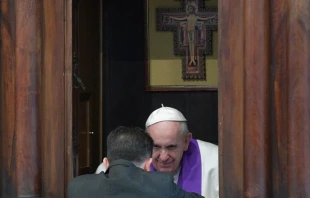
(68, 126), (204, 198)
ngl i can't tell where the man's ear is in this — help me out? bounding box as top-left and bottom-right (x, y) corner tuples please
(103, 157), (109, 168)
(184, 133), (192, 151)
(143, 158), (152, 172)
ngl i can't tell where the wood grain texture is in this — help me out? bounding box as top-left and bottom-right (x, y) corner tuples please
(14, 0), (42, 196)
(0, 0), (17, 196)
(271, 0), (310, 197)
(220, 0), (310, 197)
(243, 0), (270, 197)
(40, 0), (66, 197)
(218, 0), (244, 197)
(1, 0), (42, 197)
(270, 0), (289, 197)
(286, 1), (310, 196)
(0, 0), (68, 197)
(65, 0), (73, 197)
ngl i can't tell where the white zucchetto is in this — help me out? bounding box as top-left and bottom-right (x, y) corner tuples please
(145, 104), (187, 128)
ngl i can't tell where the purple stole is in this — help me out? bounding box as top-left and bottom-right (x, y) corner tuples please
(150, 138), (202, 194)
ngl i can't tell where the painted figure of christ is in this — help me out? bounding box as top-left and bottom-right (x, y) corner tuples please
(170, 2), (216, 66)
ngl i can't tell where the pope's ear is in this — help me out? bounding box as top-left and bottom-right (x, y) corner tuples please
(103, 157), (109, 168)
(184, 133), (192, 151)
(143, 158), (152, 172)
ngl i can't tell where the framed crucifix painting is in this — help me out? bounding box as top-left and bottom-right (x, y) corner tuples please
(145, 0), (218, 91)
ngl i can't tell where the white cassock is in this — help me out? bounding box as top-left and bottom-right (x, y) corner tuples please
(95, 139), (218, 198)
(196, 139), (219, 198)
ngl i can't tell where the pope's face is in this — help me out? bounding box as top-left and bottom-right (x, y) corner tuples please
(147, 121), (191, 174)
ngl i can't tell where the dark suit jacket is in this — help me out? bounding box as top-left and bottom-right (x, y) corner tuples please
(68, 159), (204, 198)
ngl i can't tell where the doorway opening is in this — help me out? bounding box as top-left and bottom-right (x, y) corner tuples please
(72, 0), (103, 176)
(70, 0), (219, 177)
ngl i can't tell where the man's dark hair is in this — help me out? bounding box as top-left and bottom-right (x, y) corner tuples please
(107, 126), (154, 165)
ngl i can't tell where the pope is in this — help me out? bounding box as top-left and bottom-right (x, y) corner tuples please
(96, 105), (219, 198)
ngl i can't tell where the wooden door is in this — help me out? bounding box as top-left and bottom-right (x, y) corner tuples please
(72, 0), (102, 176)
(0, 0), (72, 197)
(219, 0), (310, 197)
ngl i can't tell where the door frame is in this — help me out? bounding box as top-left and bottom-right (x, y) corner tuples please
(64, 0), (73, 193)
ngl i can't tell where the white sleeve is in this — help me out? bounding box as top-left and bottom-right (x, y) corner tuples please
(95, 162), (107, 174)
(197, 140), (219, 198)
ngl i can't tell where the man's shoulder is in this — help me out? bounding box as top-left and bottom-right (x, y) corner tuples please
(146, 170), (173, 179)
(69, 167), (203, 198)
(143, 172), (203, 198)
(138, 168), (174, 185)
(69, 173), (105, 190)
(68, 173), (107, 198)
(72, 172), (103, 180)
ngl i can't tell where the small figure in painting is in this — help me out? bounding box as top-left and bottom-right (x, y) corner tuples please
(170, 2), (216, 66)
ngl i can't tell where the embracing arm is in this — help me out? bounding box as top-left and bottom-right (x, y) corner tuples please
(95, 162), (107, 174)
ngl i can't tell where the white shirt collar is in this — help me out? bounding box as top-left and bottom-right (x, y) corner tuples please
(173, 167), (181, 184)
